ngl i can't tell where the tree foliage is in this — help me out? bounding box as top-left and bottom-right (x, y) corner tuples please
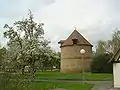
(95, 29), (120, 55)
(3, 10), (50, 76)
(39, 51), (60, 71)
(107, 29), (120, 53)
(91, 53), (113, 73)
(93, 29), (120, 73)
(0, 47), (6, 71)
(95, 40), (106, 55)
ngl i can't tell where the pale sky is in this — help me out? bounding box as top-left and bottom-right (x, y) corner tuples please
(0, 0), (120, 51)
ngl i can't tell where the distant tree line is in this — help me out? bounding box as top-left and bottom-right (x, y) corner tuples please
(91, 29), (120, 73)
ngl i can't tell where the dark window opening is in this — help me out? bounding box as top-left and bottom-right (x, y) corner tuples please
(72, 38), (78, 44)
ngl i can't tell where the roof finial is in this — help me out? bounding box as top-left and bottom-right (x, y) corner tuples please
(74, 26), (77, 30)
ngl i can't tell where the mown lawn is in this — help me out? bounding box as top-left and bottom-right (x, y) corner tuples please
(28, 82), (93, 90)
(35, 71), (113, 81)
(0, 71), (113, 90)
(5, 81), (93, 90)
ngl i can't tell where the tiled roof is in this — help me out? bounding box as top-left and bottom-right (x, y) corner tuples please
(58, 30), (93, 47)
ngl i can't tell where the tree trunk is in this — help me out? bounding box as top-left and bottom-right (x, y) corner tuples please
(31, 62), (36, 79)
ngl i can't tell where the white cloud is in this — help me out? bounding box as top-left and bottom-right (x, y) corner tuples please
(0, 0), (120, 51)
(34, 0), (115, 51)
(36, 0), (110, 28)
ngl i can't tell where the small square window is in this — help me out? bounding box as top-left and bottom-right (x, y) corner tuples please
(72, 38), (78, 44)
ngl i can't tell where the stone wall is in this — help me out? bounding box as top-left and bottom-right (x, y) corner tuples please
(60, 45), (92, 73)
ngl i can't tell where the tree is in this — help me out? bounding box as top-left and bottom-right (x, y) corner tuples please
(3, 10), (50, 77)
(0, 47), (6, 71)
(54, 52), (60, 70)
(92, 29), (120, 73)
(39, 49), (60, 71)
(48, 51), (61, 71)
(91, 53), (113, 73)
(95, 40), (106, 55)
(106, 29), (120, 53)
(95, 29), (120, 55)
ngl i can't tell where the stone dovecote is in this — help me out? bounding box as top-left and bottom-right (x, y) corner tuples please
(58, 30), (93, 73)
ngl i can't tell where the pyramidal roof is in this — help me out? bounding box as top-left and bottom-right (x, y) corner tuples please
(58, 30), (93, 47)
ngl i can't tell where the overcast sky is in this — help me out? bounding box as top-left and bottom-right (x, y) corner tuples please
(0, 0), (120, 51)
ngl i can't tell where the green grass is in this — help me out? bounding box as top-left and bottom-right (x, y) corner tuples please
(35, 71), (113, 81)
(5, 79), (93, 90)
(0, 71), (113, 90)
(28, 82), (93, 90)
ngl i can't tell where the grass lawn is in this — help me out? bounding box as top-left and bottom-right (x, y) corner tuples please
(28, 82), (93, 90)
(0, 72), (112, 90)
(5, 81), (93, 90)
(35, 71), (113, 81)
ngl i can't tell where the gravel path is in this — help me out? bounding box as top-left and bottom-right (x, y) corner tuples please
(51, 81), (117, 90)
(91, 81), (120, 90)
(35, 79), (120, 90)
(50, 81), (120, 90)
(91, 81), (113, 90)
